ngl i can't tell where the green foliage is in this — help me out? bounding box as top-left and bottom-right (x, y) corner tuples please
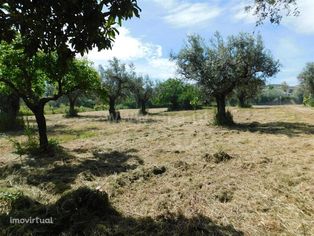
(247, 0), (298, 25)
(130, 75), (154, 114)
(99, 58), (133, 102)
(255, 84), (302, 105)
(10, 118), (59, 157)
(0, 1), (140, 56)
(63, 58), (100, 117)
(235, 79), (265, 108)
(0, 191), (22, 202)
(18, 105), (33, 116)
(0, 0), (140, 149)
(94, 104), (108, 111)
(231, 33), (279, 108)
(173, 32), (278, 124)
(154, 79), (201, 110)
(10, 119), (39, 157)
(298, 63), (314, 102)
(99, 58), (135, 119)
(303, 95), (314, 107)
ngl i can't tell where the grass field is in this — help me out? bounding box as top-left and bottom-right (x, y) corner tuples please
(0, 105), (313, 235)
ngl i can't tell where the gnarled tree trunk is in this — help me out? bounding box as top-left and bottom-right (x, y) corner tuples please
(238, 94), (246, 108)
(67, 95), (78, 117)
(108, 97), (121, 121)
(215, 94), (233, 125)
(216, 95), (226, 119)
(68, 99), (76, 117)
(32, 104), (48, 151)
(139, 100), (147, 115)
(0, 92), (21, 131)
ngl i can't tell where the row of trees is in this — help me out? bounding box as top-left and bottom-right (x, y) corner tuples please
(1, 32), (280, 150)
(0, 0), (290, 153)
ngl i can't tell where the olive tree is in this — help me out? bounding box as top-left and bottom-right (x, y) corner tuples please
(0, 41), (101, 149)
(0, 0), (140, 151)
(172, 32), (279, 125)
(172, 33), (238, 124)
(235, 79), (265, 107)
(130, 75), (154, 115)
(298, 63), (314, 102)
(99, 58), (133, 120)
(230, 33), (279, 107)
(65, 59), (100, 117)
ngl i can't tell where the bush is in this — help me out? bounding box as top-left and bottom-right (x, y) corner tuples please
(10, 119), (59, 156)
(94, 104), (107, 111)
(303, 96), (314, 107)
(18, 105), (32, 116)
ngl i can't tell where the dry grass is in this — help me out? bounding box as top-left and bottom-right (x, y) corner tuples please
(0, 105), (314, 235)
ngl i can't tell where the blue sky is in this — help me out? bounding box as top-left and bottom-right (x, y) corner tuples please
(87, 0), (314, 86)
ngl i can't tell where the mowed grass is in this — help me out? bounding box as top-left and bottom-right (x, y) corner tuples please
(0, 105), (314, 235)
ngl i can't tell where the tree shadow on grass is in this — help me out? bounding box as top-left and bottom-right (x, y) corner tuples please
(231, 121), (314, 137)
(0, 148), (143, 194)
(0, 187), (244, 236)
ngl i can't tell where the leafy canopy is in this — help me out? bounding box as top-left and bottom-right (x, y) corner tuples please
(247, 0), (299, 25)
(172, 32), (279, 98)
(0, 39), (99, 108)
(298, 63), (314, 96)
(0, 0), (140, 57)
(99, 57), (134, 102)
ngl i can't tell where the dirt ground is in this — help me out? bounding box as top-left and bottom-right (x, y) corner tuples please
(0, 105), (313, 235)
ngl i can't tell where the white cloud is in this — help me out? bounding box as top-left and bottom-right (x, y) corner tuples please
(86, 27), (162, 61)
(283, 0), (314, 34)
(85, 27), (176, 80)
(137, 58), (177, 80)
(153, 0), (222, 28)
(232, 1), (257, 24)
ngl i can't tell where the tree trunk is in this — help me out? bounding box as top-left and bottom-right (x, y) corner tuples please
(68, 97), (77, 117)
(216, 95), (226, 118)
(0, 92), (21, 131)
(33, 105), (48, 151)
(170, 98), (178, 111)
(139, 100), (147, 115)
(215, 94), (233, 125)
(238, 94), (246, 108)
(108, 97), (120, 121)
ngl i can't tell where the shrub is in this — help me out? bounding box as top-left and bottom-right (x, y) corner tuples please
(303, 96), (314, 107)
(10, 118), (59, 156)
(94, 104), (107, 111)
